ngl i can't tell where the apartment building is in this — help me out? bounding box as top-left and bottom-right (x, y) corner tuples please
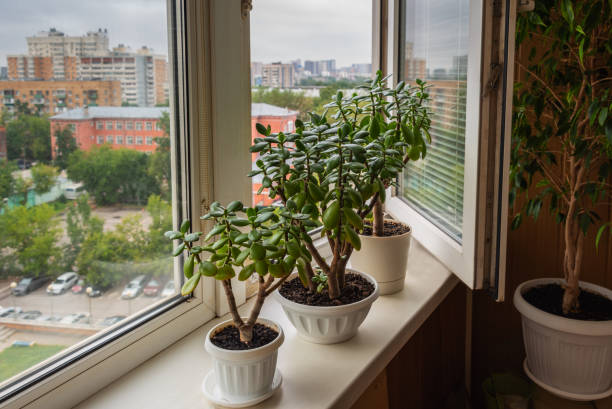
(261, 62), (295, 88)
(0, 80), (121, 115)
(7, 29), (168, 107)
(50, 106), (169, 156)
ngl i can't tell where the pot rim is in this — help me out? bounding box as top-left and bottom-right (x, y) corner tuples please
(513, 278), (612, 336)
(273, 268), (380, 314)
(204, 317), (284, 360)
(359, 218), (412, 239)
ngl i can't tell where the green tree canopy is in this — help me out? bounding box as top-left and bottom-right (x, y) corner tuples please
(30, 163), (58, 195)
(0, 204), (61, 277)
(0, 160), (17, 200)
(53, 126), (77, 170)
(67, 146), (160, 206)
(6, 114), (51, 163)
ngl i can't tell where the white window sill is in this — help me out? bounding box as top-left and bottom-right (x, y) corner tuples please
(75, 241), (458, 409)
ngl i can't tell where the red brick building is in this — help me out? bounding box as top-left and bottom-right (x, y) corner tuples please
(251, 103), (297, 206)
(49, 106), (168, 156)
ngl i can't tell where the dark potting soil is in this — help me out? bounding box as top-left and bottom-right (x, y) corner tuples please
(210, 323), (278, 350)
(279, 273), (375, 306)
(362, 220), (410, 237)
(522, 283), (612, 321)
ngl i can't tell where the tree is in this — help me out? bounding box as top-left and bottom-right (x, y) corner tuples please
(145, 194), (172, 255)
(53, 126), (77, 170)
(0, 160), (17, 200)
(63, 194), (103, 271)
(148, 112), (171, 200)
(511, 0), (612, 313)
(0, 204), (62, 276)
(67, 146), (160, 206)
(30, 163), (58, 195)
(6, 114), (51, 163)
(252, 88), (316, 120)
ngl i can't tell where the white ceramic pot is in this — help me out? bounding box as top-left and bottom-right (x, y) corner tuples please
(350, 219), (411, 295)
(514, 278), (612, 398)
(274, 269), (379, 344)
(204, 318), (284, 402)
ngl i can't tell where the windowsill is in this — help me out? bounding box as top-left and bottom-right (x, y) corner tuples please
(75, 241), (458, 409)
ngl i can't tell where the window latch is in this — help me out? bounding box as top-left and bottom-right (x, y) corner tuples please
(483, 63), (502, 97)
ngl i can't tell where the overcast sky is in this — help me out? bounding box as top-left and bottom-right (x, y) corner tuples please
(0, 0), (371, 68)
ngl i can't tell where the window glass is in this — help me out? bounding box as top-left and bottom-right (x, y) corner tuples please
(136, 135), (143, 145)
(400, 0), (469, 242)
(0, 0), (176, 388)
(135, 121), (142, 130)
(250, 0), (372, 207)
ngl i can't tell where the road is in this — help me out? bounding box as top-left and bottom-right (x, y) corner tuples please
(1, 278), (175, 324)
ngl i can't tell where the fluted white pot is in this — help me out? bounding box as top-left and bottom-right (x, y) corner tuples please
(350, 220), (411, 295)
(274, 269), (379, 344)
(204, 318), (284, 402)
(514, 278), (612, 398)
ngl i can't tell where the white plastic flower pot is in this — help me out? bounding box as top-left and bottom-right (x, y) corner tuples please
(514, 278), (612, 399)
(350, 220), (411, 295)
(203, 318), (284, 404)
(274, 269), (379, 344)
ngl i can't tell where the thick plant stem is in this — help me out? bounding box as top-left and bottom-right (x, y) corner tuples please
(373, 197), (384, 236)
(562, 209), (582, 314)
(238, 325), (254, 343)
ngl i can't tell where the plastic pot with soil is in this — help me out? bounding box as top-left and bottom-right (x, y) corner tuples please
(350, 219), (411, 295)
(274, 269), (379, 344)
(513, 278), (612, 400)
(203, 318), (284, 407)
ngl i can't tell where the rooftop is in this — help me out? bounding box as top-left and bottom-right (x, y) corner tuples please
(251, 102), (297, 117)
(51, 104), (297, 120)
(51, 106), (169, 120)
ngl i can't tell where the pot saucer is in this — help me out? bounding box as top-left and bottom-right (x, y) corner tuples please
(202, 369), (282, 408)
(523, 358), (612, 401)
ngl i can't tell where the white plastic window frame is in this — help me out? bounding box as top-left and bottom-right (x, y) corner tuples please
(378, 0), (513, 294)
(0, 1), (251, 408)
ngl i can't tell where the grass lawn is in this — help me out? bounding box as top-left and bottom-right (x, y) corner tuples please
(0, 344), (65, 382)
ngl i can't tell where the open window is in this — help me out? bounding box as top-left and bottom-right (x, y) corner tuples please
(379, 0), (516, 300)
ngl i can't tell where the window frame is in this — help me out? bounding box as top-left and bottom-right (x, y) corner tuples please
(0, 1), (253, 406)
(379, 0), (513, 296)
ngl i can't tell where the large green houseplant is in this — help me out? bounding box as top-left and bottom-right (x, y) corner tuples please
(511, 0), (612, 398)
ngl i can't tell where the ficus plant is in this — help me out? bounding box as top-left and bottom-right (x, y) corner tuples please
(510, 0), (612, 314)
(166, 201), (311, 343)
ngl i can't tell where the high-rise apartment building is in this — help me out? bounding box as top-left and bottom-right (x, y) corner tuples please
(0, 80), (121, 115)
(0, 67), (8, 80)
(6, 29), (169, 107)
(303, 59), (336, 76)
(261, 62), (294, 88)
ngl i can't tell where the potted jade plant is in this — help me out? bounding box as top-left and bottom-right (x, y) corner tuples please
(348, 72), (432, 295)
(510, 0), (612, 399)
(166, 201), (309, 406)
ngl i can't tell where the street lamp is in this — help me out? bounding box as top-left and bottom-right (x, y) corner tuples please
(85, 287), (93, 324)
(9, 282), (17, 308)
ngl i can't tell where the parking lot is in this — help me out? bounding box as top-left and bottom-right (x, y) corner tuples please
(0, 277), (176, 326)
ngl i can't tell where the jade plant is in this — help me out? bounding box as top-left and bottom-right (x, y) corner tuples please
(248, 71), (431, 299)
(166, 201), (311, 342)
(511, 0), (612, 313)
(166, 72), (432, 337)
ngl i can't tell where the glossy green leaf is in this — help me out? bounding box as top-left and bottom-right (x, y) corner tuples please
(181, 271), (201, 296)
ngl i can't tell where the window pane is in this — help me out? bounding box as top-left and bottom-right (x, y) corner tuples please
(0, 0), (177, 388)
(250, 0), (372, 206)
(400, 0), (468, 242)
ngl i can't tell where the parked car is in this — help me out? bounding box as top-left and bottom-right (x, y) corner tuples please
(12, 276), (49, 296)
(87, 283), (112, 298)
(121, 275), (149, 299)
(20, 310), (42, 320)
(100, 315), (126, 326)
(0, 307), (22, 318)
(59, 313), (90, 325)
(143, 279), (162, 297)
(161, 280), (175, 298)
(46, 272), (79, 295)
(16, 159), (32, 170)
(71, 278), (86, 294)
(36, 315), (60, 323)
